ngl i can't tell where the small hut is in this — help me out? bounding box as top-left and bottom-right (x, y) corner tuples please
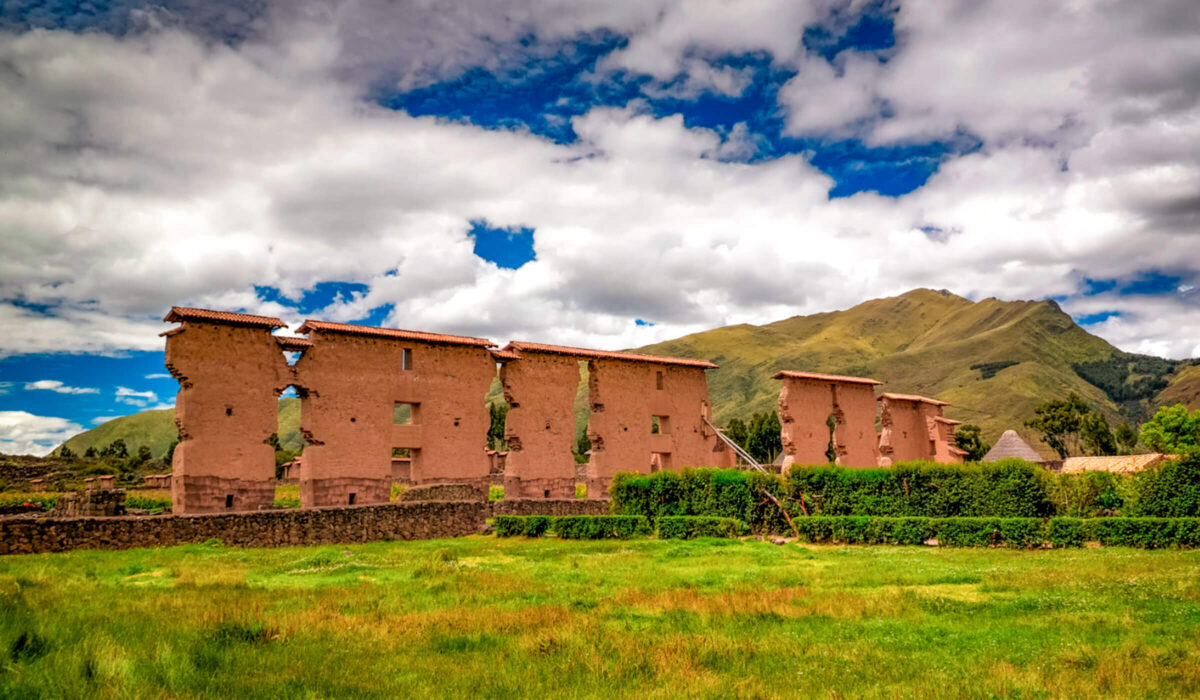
(982, 430), (1046, 463)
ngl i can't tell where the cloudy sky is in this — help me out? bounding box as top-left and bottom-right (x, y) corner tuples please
(2, 0), (1199, 454)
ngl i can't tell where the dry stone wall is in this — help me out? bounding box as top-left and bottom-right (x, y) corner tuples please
(0, 501), (486, 556)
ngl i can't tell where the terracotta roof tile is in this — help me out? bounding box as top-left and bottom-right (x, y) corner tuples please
(489, 349), (522, 362)
(934, 416), (964, 425)
(297, 320), (496, 348)
(504, 341), (718, 369)
(164, 307), (285, 328)
(879, 392), (950, 406)
(275, 336), (313, 350)
(772, 370), (883, 385)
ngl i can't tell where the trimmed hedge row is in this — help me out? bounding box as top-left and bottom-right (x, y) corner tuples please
(495, 515), (650, 539)
(792, 517), (1200, 548)
(657, 516), (748, 539)
(611, 455), (1200, 532)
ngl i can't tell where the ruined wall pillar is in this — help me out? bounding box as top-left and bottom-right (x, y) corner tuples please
(774, 372), (882, 472)
(499, 354), (579, 499)
(163, 308), (292, 514)
(877, 393), (957, 465)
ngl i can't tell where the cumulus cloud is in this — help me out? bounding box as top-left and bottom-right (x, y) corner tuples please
(0, 0), (1198, 364)
(115, 387), (158, 407)
(23, 380), (100, 395)
(0, 411), (83, 456)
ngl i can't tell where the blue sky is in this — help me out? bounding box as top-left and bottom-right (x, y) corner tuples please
(2, 0), (1199, 453)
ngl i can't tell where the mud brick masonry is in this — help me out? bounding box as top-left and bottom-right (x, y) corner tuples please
(163, 307), (736, 514)
(161, 307), (963, 515)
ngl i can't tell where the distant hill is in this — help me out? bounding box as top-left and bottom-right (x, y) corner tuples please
(58, 398), (303, 458)
(57, 289), (1197, 457)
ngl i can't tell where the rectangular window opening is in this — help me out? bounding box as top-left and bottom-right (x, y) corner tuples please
(393, 402), (419, 425)
(402, 347), (413, 371)
(652, 415), (671, 434)
(655, 371), (664, 390)
(225, 494), (234, 509)
(348, 493), (356, 505)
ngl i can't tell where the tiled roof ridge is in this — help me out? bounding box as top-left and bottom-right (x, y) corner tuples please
(503, 341), (719, 369)
(297, 319), (496, 348)
(879, 392), (950, 406)
(163, 306), (285, 329)
(772, 370), (883, 385)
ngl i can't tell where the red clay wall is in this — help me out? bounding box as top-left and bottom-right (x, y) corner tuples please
(777, 378), (879, 470)
(296, 334), (496, 507)
(166, 323), (292, 514)
(586, 360), (730, 497)
(878, 399), (942, 465)
(499, 354), (580, 498)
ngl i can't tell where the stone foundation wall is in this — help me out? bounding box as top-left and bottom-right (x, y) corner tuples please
(491, 498), (612, 517)
(399, 483), (487, 502)
(53, 489), (126, 517)
(0, 501), (486, 556)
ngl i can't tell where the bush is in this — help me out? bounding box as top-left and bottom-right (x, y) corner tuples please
(787, 459), (1052, 518)
(611, 467), (791, 533)
(657, 516), (748, 539)
(786, 516), (1198, 548)
(1128, 453), (1200, 517)
(495, 515), (551, 538)
(124, 494), (172, 511)
(1048, 471), (1125, 517)
(552, 515), (651, 540)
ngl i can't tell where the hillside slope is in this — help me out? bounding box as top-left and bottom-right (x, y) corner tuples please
(635, 289), (1157, 443)
(58, 398), (303, 458)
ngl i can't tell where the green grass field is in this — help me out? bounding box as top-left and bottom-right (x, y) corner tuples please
(2, 538), (1198, 698)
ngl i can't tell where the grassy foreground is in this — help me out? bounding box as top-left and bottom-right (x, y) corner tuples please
(1, 539), (1199, 698)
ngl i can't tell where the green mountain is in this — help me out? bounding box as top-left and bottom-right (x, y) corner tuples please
(59, 398), (303, 458)
(57, 289), (1197, 457)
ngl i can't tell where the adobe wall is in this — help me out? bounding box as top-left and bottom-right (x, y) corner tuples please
(878, 399), (942, 465)
(166, 323), (293, 514)
(499, 354), (580, 498)
(297, 334), (495, 508)
(931, 419), (965, 464)
(586, 361), (732, 497)
(777, 377), (879, 470)
(0, 501), (486, 556)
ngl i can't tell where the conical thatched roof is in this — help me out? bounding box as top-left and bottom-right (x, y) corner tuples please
(983, 430), (1046, 463)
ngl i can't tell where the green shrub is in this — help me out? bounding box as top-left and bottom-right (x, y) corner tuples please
(657, 516), (748, 539)
(1048, 471), (1125, 516)
(552, 515), (651, 540)
(787, 459), (1052, 518)
(495, 515), (551, 538)
(611, 468), (792, 533)
(1128, 453), (1200, 517)
(785, 516), (1197, 548)
(124, 494), (172, 511)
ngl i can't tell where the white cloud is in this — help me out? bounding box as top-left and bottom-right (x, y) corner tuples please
(0, 411), (83, 456)
(0, 382), (11, 395)
(115, 387), (158, 407)
(144, 373), (172, 379)
(0, 0), (1198, 363)
(23, 380), (100, 395)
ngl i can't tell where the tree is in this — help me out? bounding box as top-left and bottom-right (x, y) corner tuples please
(1139, 404), (1200, 453)
(1080, 412), (1117, 456)
(746, 412), (782, 464)
(487, 403), (509, 450)
(954, 424), (991, 462)
(84, 446), (97, 458)
(1024, 393), (1091, 458)
(724, 418), (748, 452)
(135, 445), (153, 464)
(164, 439), (179, 465)
(1114, 423), (1138, 452)
(59, 445), (75, 459)
(100, 439), (129, 459)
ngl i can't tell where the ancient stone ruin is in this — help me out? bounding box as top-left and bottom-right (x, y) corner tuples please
(163, 307), (735, 514)
(164, 307), (966, 514)
(774, 373), (965, 472)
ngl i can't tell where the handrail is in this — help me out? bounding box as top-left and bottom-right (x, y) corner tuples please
(703, 416), (768, 473)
